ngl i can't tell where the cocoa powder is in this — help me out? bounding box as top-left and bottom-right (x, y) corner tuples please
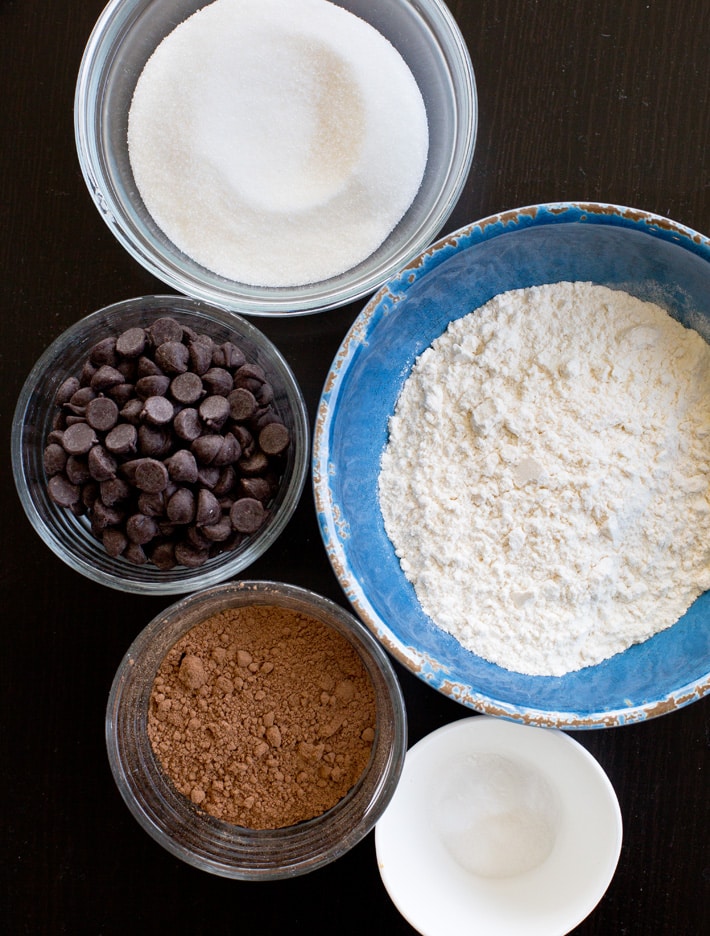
(147, 604), (377, 829)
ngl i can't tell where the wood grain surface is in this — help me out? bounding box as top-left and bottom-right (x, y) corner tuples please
(1, 2), (708, 934)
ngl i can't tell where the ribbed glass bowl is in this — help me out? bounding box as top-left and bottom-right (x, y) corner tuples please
(106, 580), (407, 878)
(74, 0), (477, 316)
(12, 295), (309, 594)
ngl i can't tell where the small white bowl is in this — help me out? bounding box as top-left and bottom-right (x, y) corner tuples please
(375, 716), (622, 936)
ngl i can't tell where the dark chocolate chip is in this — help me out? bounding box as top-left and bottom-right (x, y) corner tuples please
(90, 365), (126, 392)
(173, 407), (203, 442)
(86, 396), (119, 432)
(228, 387), (258, 421)
(201, 516), (233, 542)
(124, 542), (148, 565)
(188, 336), (214, 375)
(149, 317), (183, 346)
(154, 340), (189, 375)
(100, 477), (131, 507)
(105, 423), (138, 455)
(237, 451), (269, 476)
(199, 395), (230, 430)
(196, 488), (221, 527)
(115, 327), (147, 358)
(258, 421), (290, 455)
(138, 424), (173, 458)
(141, 395), (174, 426)
(44, 443), (68, 476)
(119, 398), (144, 425)
(137, 355), (164, 378)
(230, 497), (266, 533)
(174, 541), (209, 568)
(69, 386), (97, 409)
(126, 513), (159, 545)
(87, 446), (117, 482)
(89, 337), (118, 367)
(103, 528), (128, 558)
(48, 474), (80, 507)
(134, 458), (169, 493)
(167, 487), (196, 524)
(137, 490), (167, 518)
(149, 540), (177, 570)
(136, 375), (171, 399)
(56, 377), (80, 405)
(62, 421), (98, 455)
(65, 455), (92, 486)
(212, 432), (241, 466)
(202, 367), (233, 397)
(165, 449), (199, 484)
(170, 371), (204, 405)
(213, 341), (246, 370)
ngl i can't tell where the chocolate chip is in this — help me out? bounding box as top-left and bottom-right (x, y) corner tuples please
(89, 336), (118, 367)
(258, 421), (290, 455)
(138, 425), (172, 458)
(62, 422), (98, 455)
(66, 455), (92, 486)
(238, 451), (269, 477)
(115, 327), (147, 358)
(69, 386), (97, 409)
(91, 365), (126, 392)
(230, 497), (266, 533)
(124, 542), (148, 565)
(136, 375), (171, 399)
(119, 399), (143, 425)
(43, 443), (67, 476)
(126, 513), (159, 545)
(88, 445), (117, 482)
(213, 341), (246, 370)
(167, 487), (196, 524)
(196, 488), (221, 527)
(199, 395), (230, 431)
(228, 387), (258, 421)
(201, 516), (233, 542)
(192, 434), (224, 465)
(170, 371), (204, 405)
(174, 541), (209, 568)
(48, 474), (80, 507)
(100, 477), (131, 507)
(165, 449), (199, 484)
(173, 408), (203, 442)
(103, 528), (128, 558)
(239, 476), (273, 504)
(105, 423), (138, 455)
(212, 432), (242, 466)
(56, 376), (80, 405)
(134, 458), (169, 493)
(141, 395), (174, 426)
(188, 336), (214, 375)
(149, 540), (177, 570)
(137, 490), (167, 517)
(149, 317), (184, 346)
(202, 367), (233, 397)
(86, 396), (119, 432)
(155, 340), (189, 375)
(137, 355), (164, 378)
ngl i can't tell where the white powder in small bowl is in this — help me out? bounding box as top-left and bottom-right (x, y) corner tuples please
(127, 0), (429, 287)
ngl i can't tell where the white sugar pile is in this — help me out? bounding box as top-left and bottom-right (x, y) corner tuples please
(128, 0), (429, 287)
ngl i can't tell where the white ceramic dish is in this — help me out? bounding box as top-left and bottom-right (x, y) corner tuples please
(375, 716), (622, 936)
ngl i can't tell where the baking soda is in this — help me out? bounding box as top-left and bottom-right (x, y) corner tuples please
(128, 0), (429, 287)
(378, 282), (710, 676)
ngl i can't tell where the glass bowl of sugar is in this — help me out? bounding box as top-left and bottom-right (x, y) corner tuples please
(12, 295), (309, 594)
(106, 580), (407, 878)
(75, 0), (477, 316)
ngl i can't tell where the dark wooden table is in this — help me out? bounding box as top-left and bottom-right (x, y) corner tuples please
(2, 2), (708, 934)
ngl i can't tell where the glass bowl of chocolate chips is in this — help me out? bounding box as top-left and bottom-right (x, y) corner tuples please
(12, 295), (309, 594)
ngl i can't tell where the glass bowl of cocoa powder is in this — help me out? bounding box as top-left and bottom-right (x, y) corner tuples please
(74, 0), (477, 316)
(105, 580), (407, 878)
(12, 295), (309, 594)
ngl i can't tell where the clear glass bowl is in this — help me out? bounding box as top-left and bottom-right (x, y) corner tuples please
(12, 295), (309, 594)
(74, 0), (477, 316)
(106, 580), (408, 878)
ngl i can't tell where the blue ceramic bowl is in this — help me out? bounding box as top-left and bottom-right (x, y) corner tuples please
(313, 202), (710, 728)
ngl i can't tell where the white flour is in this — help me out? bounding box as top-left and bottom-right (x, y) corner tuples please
(378, 282), (710, 676)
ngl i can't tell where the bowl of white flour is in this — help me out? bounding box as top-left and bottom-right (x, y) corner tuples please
(74, 0), (476, 316)
(313, 201), (710, 728)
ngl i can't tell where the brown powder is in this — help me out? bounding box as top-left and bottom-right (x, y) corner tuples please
(147, 604), (378, 829)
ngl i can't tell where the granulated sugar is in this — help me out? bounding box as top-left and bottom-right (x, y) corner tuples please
(128, 0), (428, 287)
(378, 282), (710, 676)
